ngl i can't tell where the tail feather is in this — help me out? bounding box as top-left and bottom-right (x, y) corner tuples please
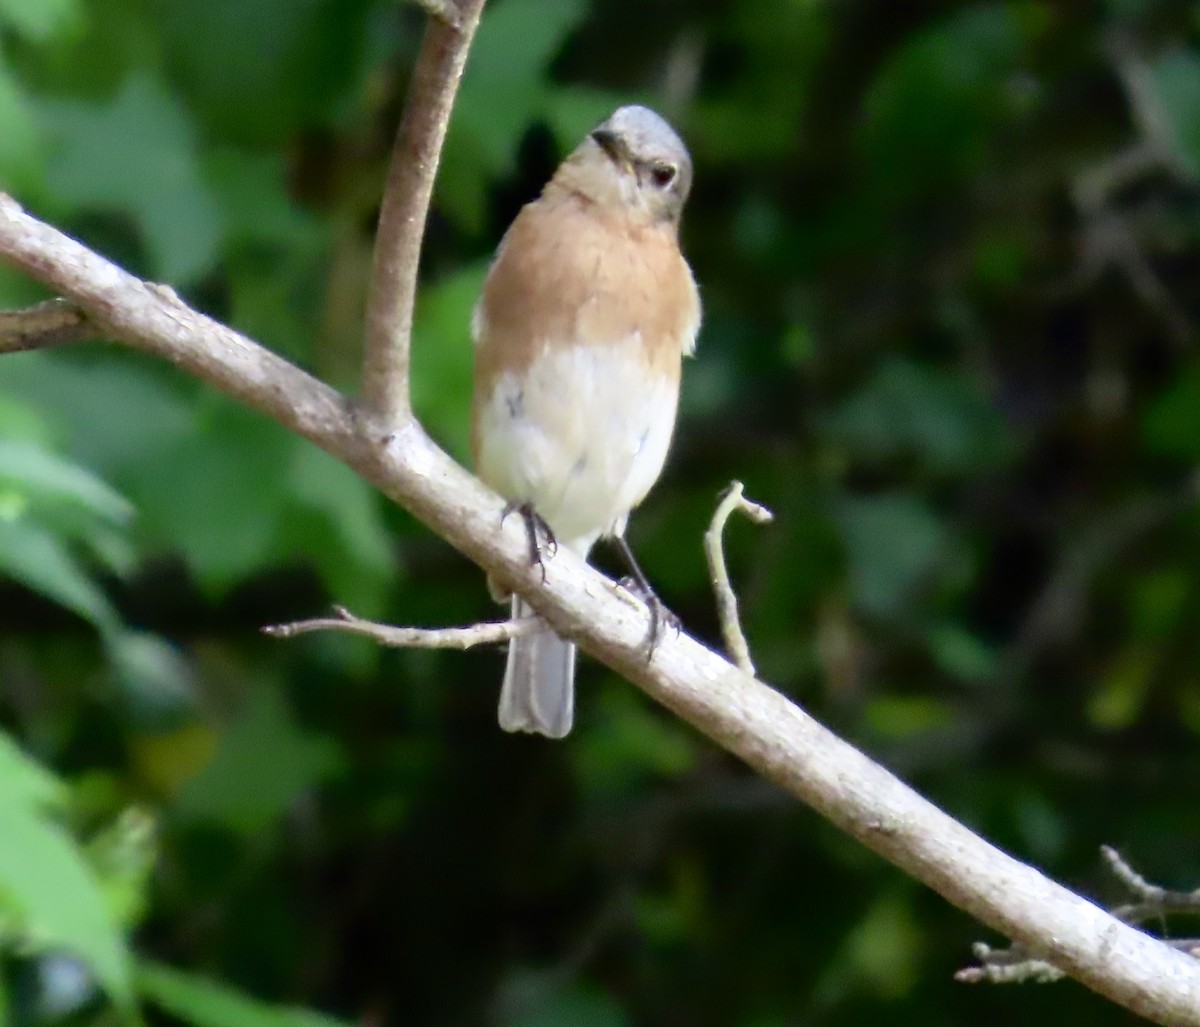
(498, 596), (575, 738)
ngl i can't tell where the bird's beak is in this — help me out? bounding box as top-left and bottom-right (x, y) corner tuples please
(590, 127), (626, 165)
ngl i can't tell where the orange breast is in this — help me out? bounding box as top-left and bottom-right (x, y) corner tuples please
(472, 192), (698, 387)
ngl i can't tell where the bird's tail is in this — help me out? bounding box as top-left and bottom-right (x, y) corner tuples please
(498, 595), (575, 738)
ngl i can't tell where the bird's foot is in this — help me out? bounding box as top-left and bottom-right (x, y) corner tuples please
(610, 534), (679, 660)
(501, 501), (557, 582)
(617, 574), (680, 659)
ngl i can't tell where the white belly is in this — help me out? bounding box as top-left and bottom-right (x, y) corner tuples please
(474, 339), (679, 554)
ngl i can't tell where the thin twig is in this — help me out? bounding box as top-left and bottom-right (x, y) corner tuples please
(263, 604), (539, 650)
(0, 298), (95, 353)
(704, 481), (773, 675)
(360, 0), (487, 426)
(1063, 40), (1198, 347)
(956, 943), (1065, 984)
(1103, 846), (1200, 921)
(960, 847), (1200, 985)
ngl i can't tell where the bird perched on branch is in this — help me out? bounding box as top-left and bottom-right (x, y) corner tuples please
(470, 105), (701, 739)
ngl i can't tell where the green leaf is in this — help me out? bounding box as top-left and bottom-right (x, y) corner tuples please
(506, 986), (630, 1027)
(0, 393), (55, 447)
(0, 439), (136, 579)
(1142, 367), (1200, 459)
(84, 808), (157, 930)
(1127, 569), (1189, 639)
(440, 0), (591, 229)
(0, 734), (67, 812)
(128, 402), (290, 592)
(0, 65), (43, 196)
(544, 87), (630, 155)
(0, 519), (120, 633)
(137, 961), (349, 1027)
(204, 147), (320, 250)
(0, 0), (80, 40)
(1148, 50), (1200, 177)
(862, 695), (954, 740)
(104, 631), (198, 730)
(205, 147), (327, 359)
(1088, 647), (1154, 730)
(284, 445), (394, 615)
(1010, 787), (1068, 862)
(0, 355), (195, 479)
(0, 440), (133, 525)
(0, 803), (135, 1013)
(925, 623), (997, 682)
(151, 0), (373, 145)
(412, 264), (487, 461)
(38, 73), (221, 282)
(858, 6), (1032, 206)
(823, 358), (1012, 476)
(692, 0), (828, 163)
(834, 493), (952, 619)
(571, 688), (698, 797)
(832, 892), (920, 1000)
(174, 687), (345, 835)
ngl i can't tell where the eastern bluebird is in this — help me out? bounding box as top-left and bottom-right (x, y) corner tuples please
(470, 105), (701, 739)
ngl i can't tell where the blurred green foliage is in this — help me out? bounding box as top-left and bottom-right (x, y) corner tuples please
(2, 0), (1200, 1024)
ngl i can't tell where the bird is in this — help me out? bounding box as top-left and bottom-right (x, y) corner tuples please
(470, 104), (701, 739)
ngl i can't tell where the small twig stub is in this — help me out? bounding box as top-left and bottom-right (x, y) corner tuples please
(703, 480), (773, 676)
(0, 298), (95, 353)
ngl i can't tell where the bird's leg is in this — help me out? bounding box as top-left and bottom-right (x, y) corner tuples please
(610, 534), (679, 659)
(501, 501), (558, 582)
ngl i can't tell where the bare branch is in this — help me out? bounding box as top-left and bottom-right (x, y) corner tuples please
(1065, 41), (1198, 348)
(1102, 846), (1200, 922)
(263, 604), (539, 650)
(1106, 33), (1183, 168)
(956, 942), (1065, 984)
(961, 847), (1200, 986)
(704, 481), (773, 675)
(0, 298), (94, 353)
(361, 0), (487, 425)
(5, 102), (1200, 1027)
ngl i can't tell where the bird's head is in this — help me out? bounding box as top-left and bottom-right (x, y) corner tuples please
(555, 105), (693, 228)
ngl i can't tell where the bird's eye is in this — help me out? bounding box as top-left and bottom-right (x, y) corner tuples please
(649, 163), (677, 189)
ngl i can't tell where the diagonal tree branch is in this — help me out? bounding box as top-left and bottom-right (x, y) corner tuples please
(1, 193), (1199, 1023)
(361, 0), (487, 425)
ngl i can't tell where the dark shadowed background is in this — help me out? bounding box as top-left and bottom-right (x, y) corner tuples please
(2, 1), (1200, 1024)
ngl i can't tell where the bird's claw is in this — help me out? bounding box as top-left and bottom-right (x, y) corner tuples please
(618, 575), (680, 660)
(501, 501), (557, 582)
